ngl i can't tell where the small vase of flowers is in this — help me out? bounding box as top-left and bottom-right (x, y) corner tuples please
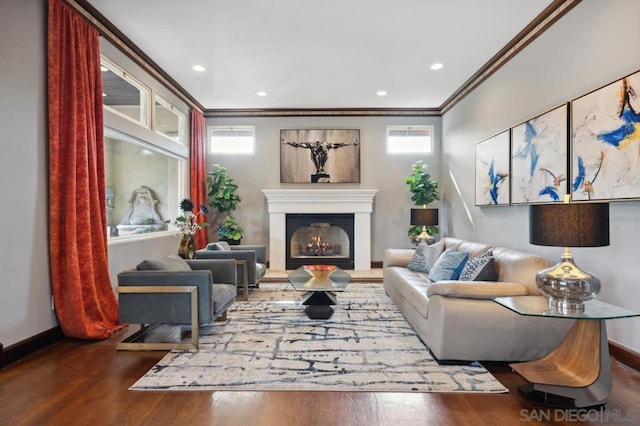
(165, 199), (209, 259)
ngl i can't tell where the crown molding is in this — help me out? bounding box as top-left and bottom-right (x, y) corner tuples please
(439, 0), (582, 114)
(65, 0), (580, 118)
(204, 108), (440, 118)
(64, 0), (205, 114)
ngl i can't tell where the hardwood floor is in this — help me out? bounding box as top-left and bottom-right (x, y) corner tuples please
(1, 324), (638, 426)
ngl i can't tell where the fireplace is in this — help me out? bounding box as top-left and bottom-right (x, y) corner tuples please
(262, 189), (378, 270)
(286, 213), (354, 270)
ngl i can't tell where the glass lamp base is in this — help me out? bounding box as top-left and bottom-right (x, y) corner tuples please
(548, 297), (585, 314)
(536, 248), (600, 314)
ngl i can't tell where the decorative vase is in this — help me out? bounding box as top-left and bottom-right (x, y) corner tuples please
(178, 234), (196, 259)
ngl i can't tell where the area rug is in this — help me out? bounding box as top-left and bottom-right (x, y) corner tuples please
(130, 283), (507, 393)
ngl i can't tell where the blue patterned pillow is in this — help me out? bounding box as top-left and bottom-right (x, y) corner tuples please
(407, 240), (444, 273)
(459, 250), (499, 281)
(428, 248), (469, 281)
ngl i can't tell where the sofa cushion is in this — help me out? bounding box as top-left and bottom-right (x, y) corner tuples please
(428, 248), (469, 281)
(136, 255), (192, 271)
(459, 250), (498, 281)
(426, 281), (529, 299)
(407, 240), (444, 273)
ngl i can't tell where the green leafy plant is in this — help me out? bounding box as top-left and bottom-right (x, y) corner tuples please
(406, 161), (440, 244)
(207, 164), (241, 213)
(405, 160), (440, 206)
(217, 215), (244, 244)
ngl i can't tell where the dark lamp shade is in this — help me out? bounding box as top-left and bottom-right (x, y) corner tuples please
(529, 203), (610, 247)
(411, 208), (438, 226)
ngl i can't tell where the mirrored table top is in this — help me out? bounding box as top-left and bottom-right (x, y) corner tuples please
(494, 296), (639, 320)
(287, 265), (351, 292)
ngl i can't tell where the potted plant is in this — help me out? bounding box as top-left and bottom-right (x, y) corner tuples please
(217, 215), (244, 245)
(206, 164), (244, 242)
(207, 164), (241, 213)
(405, 161), (440, 244)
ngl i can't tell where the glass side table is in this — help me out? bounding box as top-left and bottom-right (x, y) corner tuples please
(494, 296), (639, 408)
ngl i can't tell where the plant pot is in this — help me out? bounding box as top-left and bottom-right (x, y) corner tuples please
(221, 238), (241, 246)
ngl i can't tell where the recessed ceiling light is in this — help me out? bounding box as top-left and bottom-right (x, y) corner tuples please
(257, 91), (267, 97)
(430, 63), (443, 70)
(376, 90), (387, 96)
(192, 65), (206, 72)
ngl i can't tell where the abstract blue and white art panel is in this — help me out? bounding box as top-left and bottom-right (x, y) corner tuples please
(511, 104), (568, 204)
(475, 130), (510, 206)
(571, 70), (640, 201)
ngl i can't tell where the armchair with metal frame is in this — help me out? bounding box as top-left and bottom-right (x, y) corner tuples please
(116, 257), (237, 350)
(196, 242), (267, 301)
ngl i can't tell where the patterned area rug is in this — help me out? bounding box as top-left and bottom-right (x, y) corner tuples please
(130, 283), (507, 393)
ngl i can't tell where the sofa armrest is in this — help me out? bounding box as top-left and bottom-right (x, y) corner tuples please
(383, 248), (415, 268)
(426, 281), (529, 299)
(186, 258), (237, 286)
(231, 244), (267, 265)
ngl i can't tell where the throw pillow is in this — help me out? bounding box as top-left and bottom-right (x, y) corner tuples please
(407, 240), (444, 273)
(428, 248), (469, 281)
(136, 254), (192, 271)
(459, 250), (499, 281)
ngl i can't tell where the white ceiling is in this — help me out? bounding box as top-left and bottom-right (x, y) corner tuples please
(87, 0), (553, 110)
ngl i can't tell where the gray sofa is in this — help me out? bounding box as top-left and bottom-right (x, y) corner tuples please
(383, 237), (573, 362)
(117, 255), (237, 350)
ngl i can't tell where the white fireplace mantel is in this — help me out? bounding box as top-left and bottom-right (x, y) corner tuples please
(263, 189), (378, 270)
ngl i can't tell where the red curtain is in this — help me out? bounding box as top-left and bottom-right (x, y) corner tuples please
(190, 110), (209, 249)
(48, 0), (123, 339)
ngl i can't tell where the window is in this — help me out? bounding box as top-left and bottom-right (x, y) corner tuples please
(105, 129), (186, 239)
(386, 125), (433, 154)
(209, 126), (255, 154)
(154, 94), (186, 144)
(101, 56), (150, 128)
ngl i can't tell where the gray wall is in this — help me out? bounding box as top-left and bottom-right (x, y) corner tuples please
(205, 115), (442, 262)
(442, 0), (640, 352)
(0, 0), (55, 347)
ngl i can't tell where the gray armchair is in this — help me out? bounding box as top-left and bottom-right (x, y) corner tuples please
(117, 255), (237, 350)
(196, 241), (267, 301)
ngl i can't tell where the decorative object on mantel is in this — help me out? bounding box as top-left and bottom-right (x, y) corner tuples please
(207, 164), (244, 244)
(405, 161), (440, 244)
(475, 130), (510, 206)
(166, 198), (209, 259)
(280, 129), (360, 183)
(511, 103), (568, 204)
(529, 197), (610, 313)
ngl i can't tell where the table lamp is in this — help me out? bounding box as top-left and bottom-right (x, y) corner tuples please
(410, 208), (439, 242)
(529, 199), (609, 313)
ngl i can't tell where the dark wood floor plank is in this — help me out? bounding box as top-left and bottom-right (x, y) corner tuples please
(0, 325), (638, 425)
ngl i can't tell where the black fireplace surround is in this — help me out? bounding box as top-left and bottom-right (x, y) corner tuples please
(285, 213), (355, 270)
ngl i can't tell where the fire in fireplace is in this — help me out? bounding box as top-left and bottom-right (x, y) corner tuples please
(286, 213), (354, 269)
